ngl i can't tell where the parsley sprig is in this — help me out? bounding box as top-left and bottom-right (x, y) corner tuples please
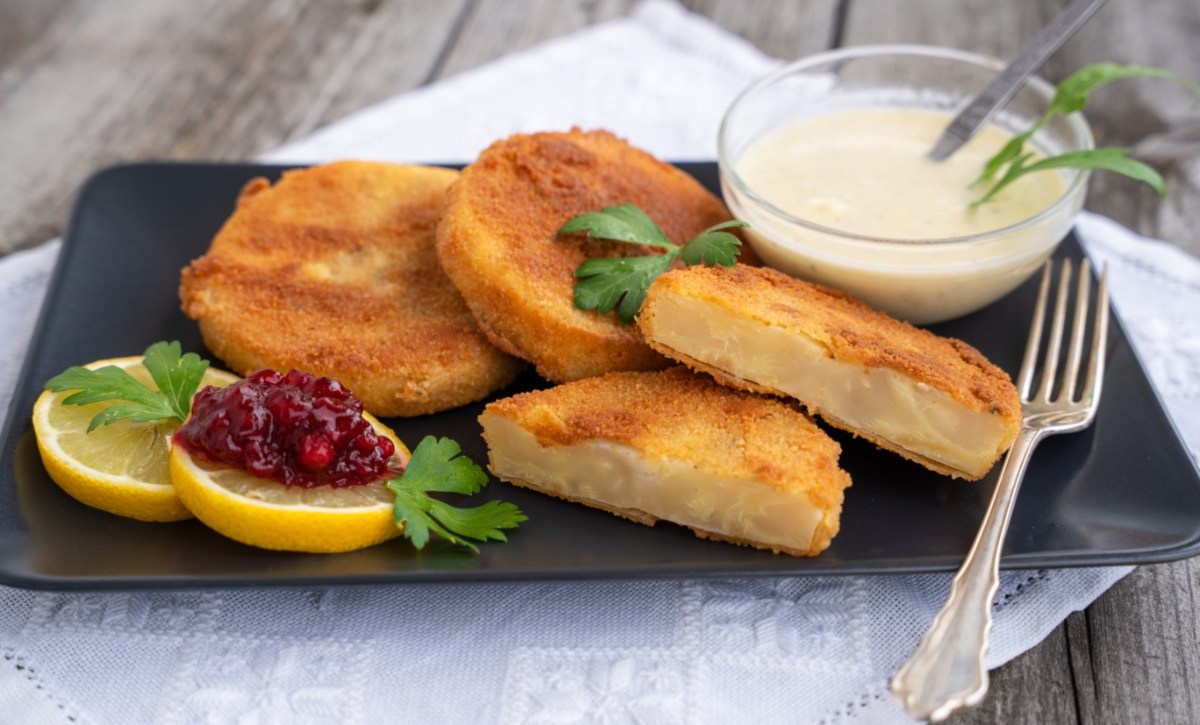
(44, 341), (210, 431)
(387, 436), (527, 553)
(972, 63), (1200, 207)
(558, 203), (748, 323)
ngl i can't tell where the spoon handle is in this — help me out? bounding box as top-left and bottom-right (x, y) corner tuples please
(928, 0), (1108, 161)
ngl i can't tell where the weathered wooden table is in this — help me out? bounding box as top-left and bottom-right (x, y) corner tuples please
(2, 1), (1197, 721)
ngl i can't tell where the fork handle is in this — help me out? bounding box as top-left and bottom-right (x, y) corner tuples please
(890, 427), (1044, 722)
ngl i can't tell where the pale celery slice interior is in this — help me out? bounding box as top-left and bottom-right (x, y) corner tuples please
(482, 413), (825, 552)
(649, 292), (1011, 477)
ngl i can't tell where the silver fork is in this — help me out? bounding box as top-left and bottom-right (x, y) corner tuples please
(890, 258), (1110, 722)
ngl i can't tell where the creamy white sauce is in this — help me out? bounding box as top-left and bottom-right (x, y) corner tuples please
(738, 108), (1065, 240)
(726, 108), (1081, 323)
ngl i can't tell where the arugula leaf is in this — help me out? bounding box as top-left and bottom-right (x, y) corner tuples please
(573, 255), (673, 324)
(973, 152), (1036, 207)
(973, 62), (1198, 195)
(386, 436), (526, 553)
(560, 206), (749, 324)
(973, 130), (1035, 186)
(973, 148), (1164, 207)
(557, 203), (675, 250)
(1050, 63), (1200, 116)
(44, 341), (209, 432)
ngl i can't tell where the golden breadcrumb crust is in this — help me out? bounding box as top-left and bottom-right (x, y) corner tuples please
(638, 265), (1021, 479)
(179, 161), (523, 417)
(482, 367), (851, 555)
(436, 129), (747, 383)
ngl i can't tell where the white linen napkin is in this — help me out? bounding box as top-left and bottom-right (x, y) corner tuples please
(2, 2), (1197, 722)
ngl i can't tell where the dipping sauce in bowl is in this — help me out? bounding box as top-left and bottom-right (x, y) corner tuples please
(720, 46), (1092, 324)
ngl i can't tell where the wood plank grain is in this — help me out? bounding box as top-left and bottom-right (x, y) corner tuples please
(840, 0), (1046, 56)
(433, 0), (637, 80)
(1065, 610), (1103, 725)
(286, 0), (476, 136)
(946, 627), (1079, 725)
(0, 0), (465, 255)
(435, 0), (840, 84)
(680, 0), (839, 60)
(1076, 561), (1200, 724)
(1043, 0), (1200, 256)
(0, 0), (75, 70)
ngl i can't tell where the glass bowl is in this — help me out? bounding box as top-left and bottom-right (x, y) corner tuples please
(718, 45), (1094, 324)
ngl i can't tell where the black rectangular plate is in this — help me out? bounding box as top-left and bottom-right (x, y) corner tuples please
(2, 162), (1199, 591)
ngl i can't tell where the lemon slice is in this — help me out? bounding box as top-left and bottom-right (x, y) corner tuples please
(32, 356), (240, 522)
(169, 414), (409, 553)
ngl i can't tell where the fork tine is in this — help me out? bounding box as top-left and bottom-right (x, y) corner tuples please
(1080, 265), (1110, 409)
(1035, 260), (1072, 402)
(1061, 258), (1092, 401)
(1017, 262), (1052, 399)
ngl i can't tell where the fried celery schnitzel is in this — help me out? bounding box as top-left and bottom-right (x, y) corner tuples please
(436, 129), (748, 383)
(480, 367), (851, 557)
(180, 161), (523, 417)
(639, 265), (1021, 479)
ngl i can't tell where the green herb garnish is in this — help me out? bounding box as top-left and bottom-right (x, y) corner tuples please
(559, 204), (748, 323)
(44, 341), (210, 431)
(387, 436), (527, 553)
(972, 62), (1200, 207)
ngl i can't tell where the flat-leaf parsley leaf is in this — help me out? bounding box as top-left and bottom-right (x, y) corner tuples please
(573, 255), (674, 325)
(44, 341), (211, 431)
(387, 436), (527, 553)
(559, 204), (674, 249)
(972, 62), (1198, 206)
(559, 203), (748, 323)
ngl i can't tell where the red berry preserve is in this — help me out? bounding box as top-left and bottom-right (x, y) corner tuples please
(174, 369), (397, 488)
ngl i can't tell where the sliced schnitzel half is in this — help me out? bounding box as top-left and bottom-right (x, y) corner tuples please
(480, 368), (851, 557)
(639, 265), (1021, 480)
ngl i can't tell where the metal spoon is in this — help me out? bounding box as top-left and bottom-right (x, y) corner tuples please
(928, 0), (1108, 161)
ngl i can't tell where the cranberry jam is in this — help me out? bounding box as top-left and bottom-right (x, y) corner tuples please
(175, 369), (396, 488)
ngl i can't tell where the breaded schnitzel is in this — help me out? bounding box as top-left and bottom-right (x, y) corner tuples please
(179, 161), (523, 417)
(480, 367), (851, 557)
(436, 129), (742, 383)
(638, 265), (1021, 480)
